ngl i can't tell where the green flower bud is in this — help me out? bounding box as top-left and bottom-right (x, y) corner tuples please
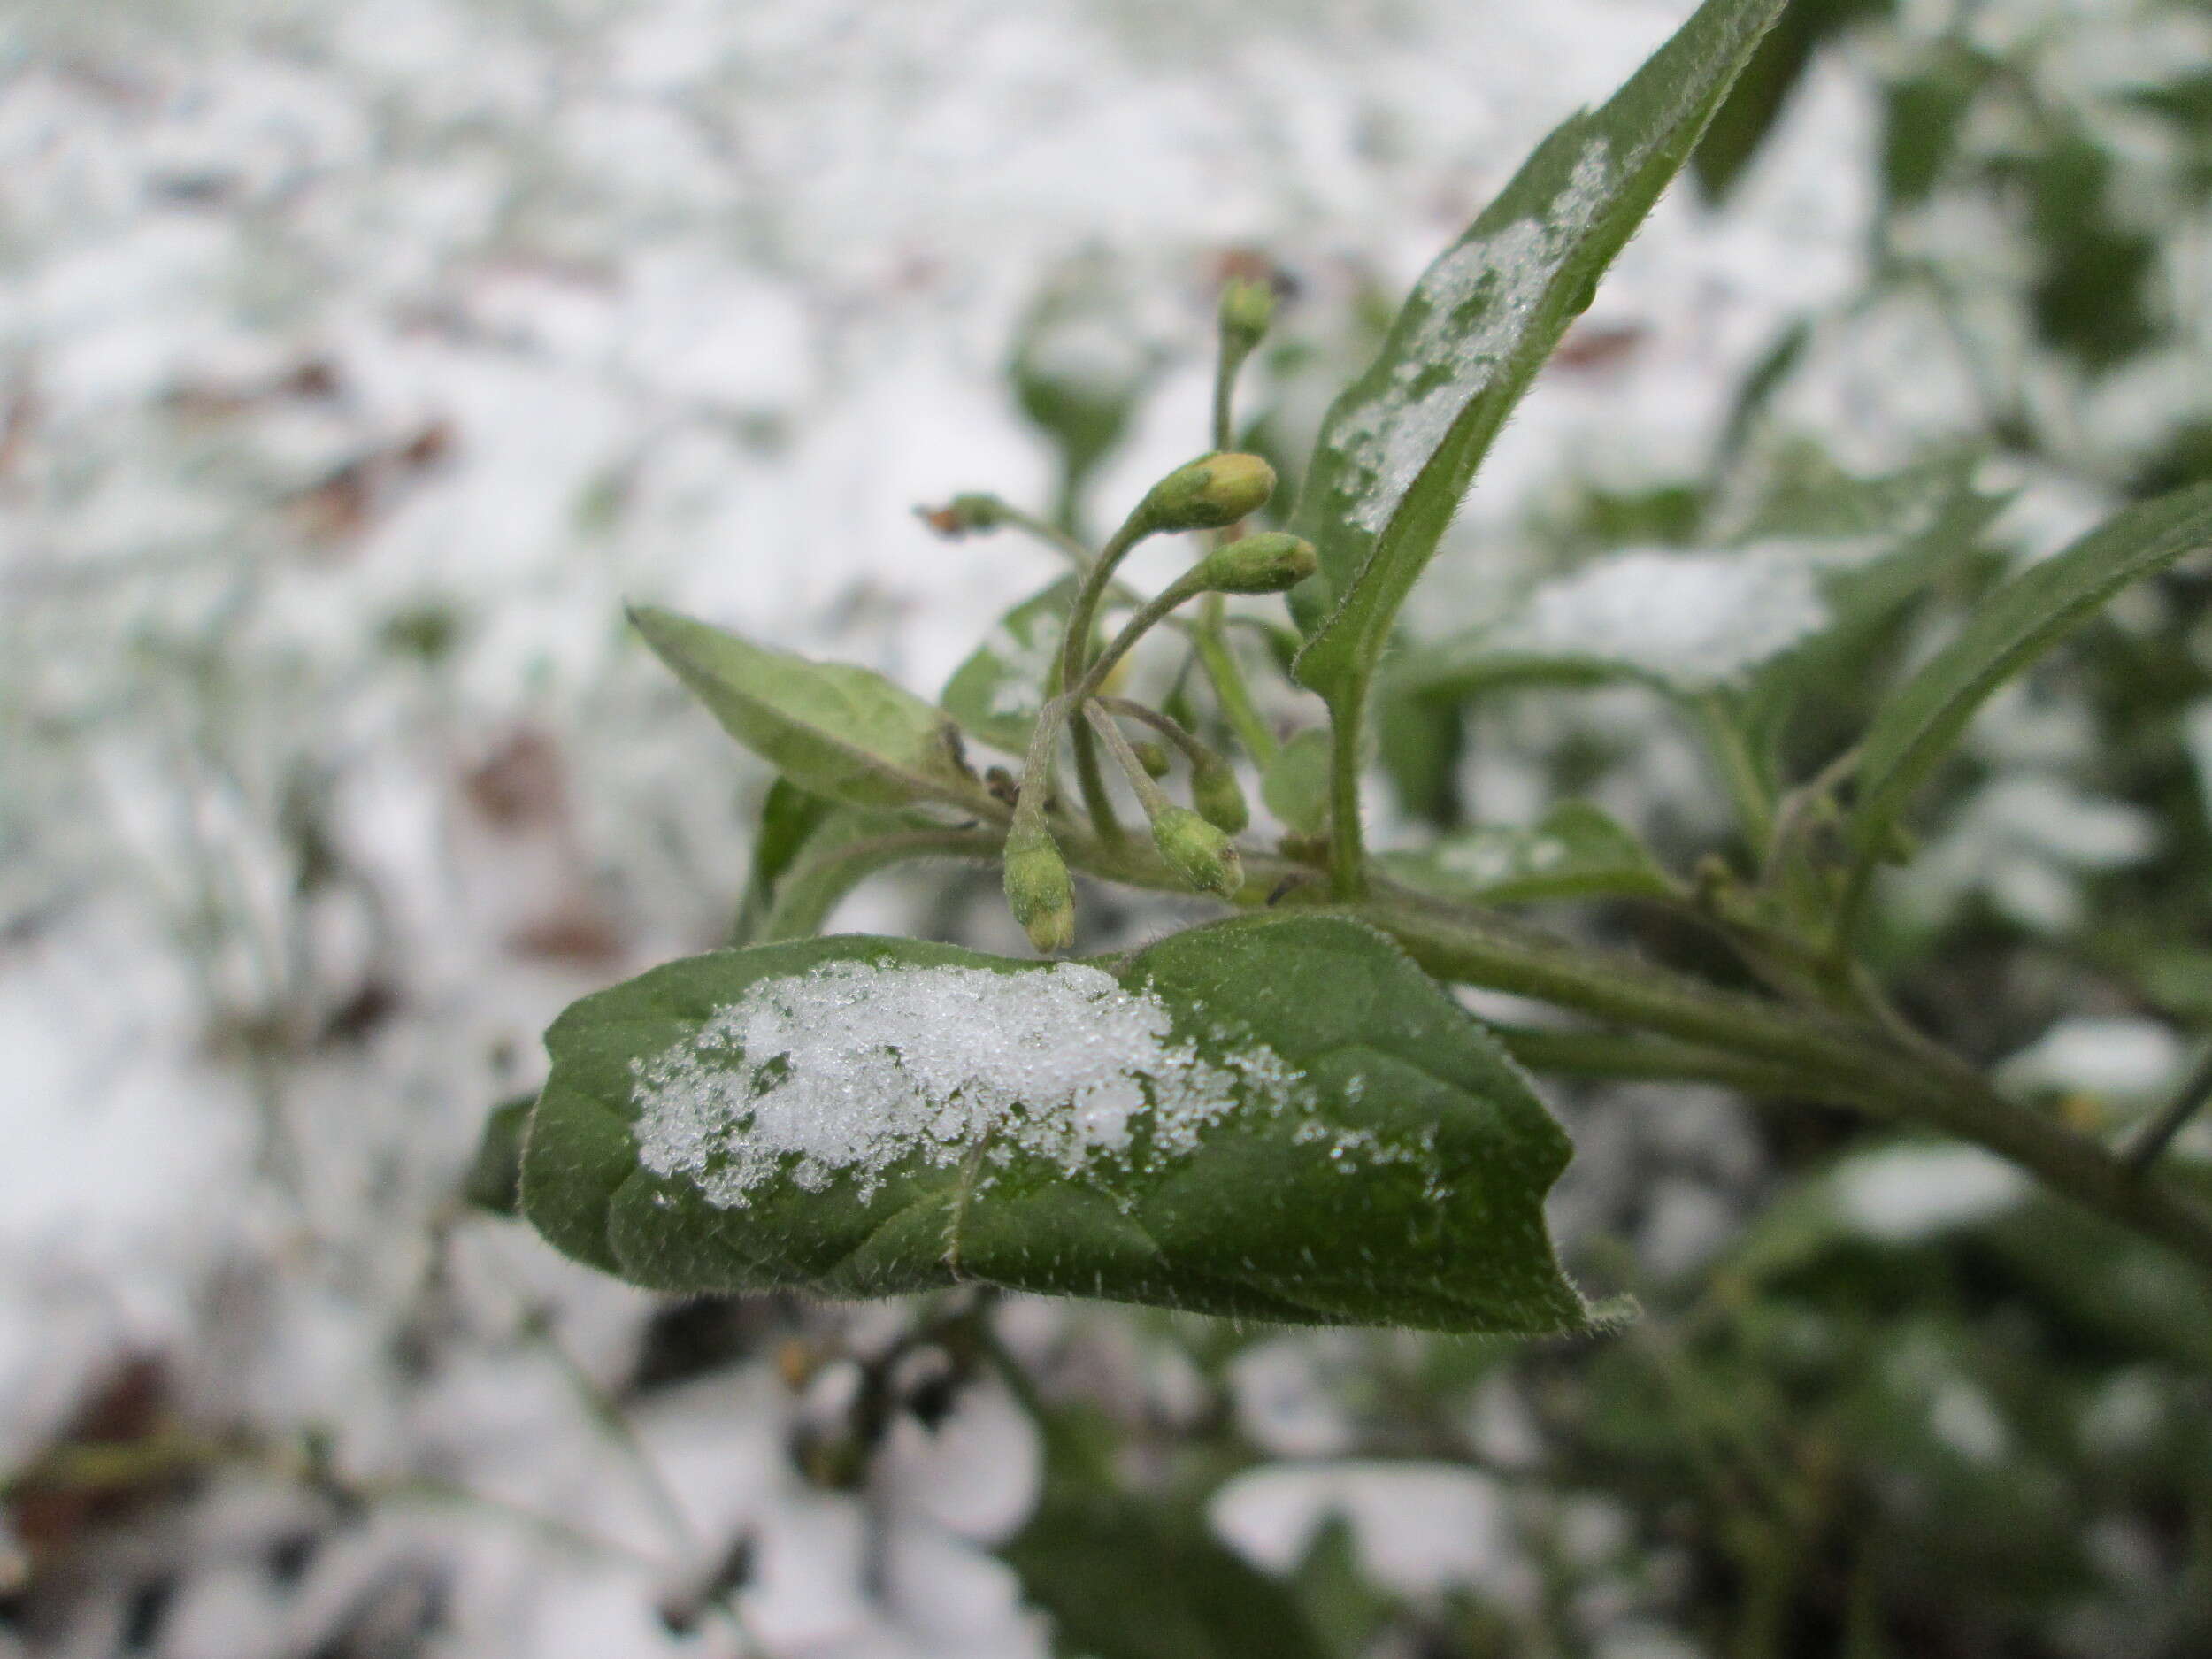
(1137, 452), (1276, 534)
(1132, 739), (1171, 779)
(1194, 531), (1317, 595)
(1189, 757), (1249, 834)
(916, 494), (1008, 538)
(1151, 805), (1243, 899)
(1217, 277), (1275, 349)
(1003, 824), (1076, 953)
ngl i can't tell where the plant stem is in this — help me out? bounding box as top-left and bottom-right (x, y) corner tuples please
(1067, 720), (1124, 845)
(2126, 1044), (2212, 1172)
(1326, 682), (1369, 899)
(1085, 699), (1173, 818)
(1073, 568), (1214, 701)
(1093, 696), (1215, 768)
(1032, 819), (2212, 1276)
(993, 503), (1096, 571)
(1193, 598), (1280, 767)
(1694, 691), (1776, 857)
(1348, 885), (2212, 1273)
(1054, 512), (1160, 849)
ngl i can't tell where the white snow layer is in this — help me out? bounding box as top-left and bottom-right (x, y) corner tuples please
(633, 959), (1300, 1204)
(0, 0), (1888, 1650)
(1488, 541), (1852, 687)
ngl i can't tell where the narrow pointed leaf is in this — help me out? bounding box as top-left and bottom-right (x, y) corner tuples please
(630, 604), (987, 812)
(1289, 0), (1786, 703)
(1847, 481), (2212, 853)
(519, 913), (1592, 1334)
(1378, 803), (1672, 905)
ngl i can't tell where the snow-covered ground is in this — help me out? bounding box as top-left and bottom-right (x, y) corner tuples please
(0, 1), (1891, 1651)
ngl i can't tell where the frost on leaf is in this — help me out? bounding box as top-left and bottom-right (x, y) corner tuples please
(1479, 539), (1892, 690)
(524, 919), (1595, 1332)
(631, 957), (1306, 1207)
(1331, 142), (1617, 541)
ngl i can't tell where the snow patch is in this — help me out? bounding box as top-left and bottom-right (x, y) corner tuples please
(1831, 1144), (2029, 1243)
(631, 959), (1303, 1206)
(1490, 541), (1839, 687)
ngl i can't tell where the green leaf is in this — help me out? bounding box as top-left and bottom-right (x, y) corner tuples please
(519, 913), (1592, 1334)
(1847, 482), (2212, 854)
(1261, 729), (1333, 835)
(733, 778), (935, 947)
(1692, 0), (1889, 205)
(1005, 1488), (1329, 1659)
(1387, 449), (2001, 705)
(941, 576), (1079, 757)
(629, 604), (985, 812)
(1288, 0), (1786, 704)
(1378, 803), (1672, 905)
(464, 1094), (536, 1217)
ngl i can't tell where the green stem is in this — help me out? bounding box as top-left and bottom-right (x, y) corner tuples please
(1068, 720), (1124, 846)
(1093, 696), (1214, 767)
(1054, 512), (1163, 849)
(1491, 1025), (1836, 1101)
(2125, 1044), (2212, 1172)
(1034, 823), (2212, 1275)
(1086, 700), (1173, 819)
(995, 503), (1096, 571)
(1325, 682), (1369, 899)
(1193, 599), (1280, 768)
(1694, 691), (1776, 857)
(1074, 568), (1215, 702)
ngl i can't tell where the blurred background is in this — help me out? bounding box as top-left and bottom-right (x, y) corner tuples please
(4, 0), (2212, 1654)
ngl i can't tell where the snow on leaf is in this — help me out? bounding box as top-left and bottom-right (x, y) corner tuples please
(630, 957), (1302, 1206)
(520, 915), (1596, 1333)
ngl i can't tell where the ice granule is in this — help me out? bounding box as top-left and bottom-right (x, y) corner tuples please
(630, 958), (1306, 1206)
(1491, 542), (1834, 688)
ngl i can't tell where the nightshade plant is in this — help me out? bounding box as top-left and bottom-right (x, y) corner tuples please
(511, 0), (2212, 1333)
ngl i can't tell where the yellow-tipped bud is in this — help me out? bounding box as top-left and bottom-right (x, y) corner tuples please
(1194, 531), (1317, 595)
(1189, 757), (1249, 834)
(1151, 805), (1243, 899)
(1003, 824), (1076, 953)
(1217, 277), (1275, 349)
(1138, 452), (1276, 534)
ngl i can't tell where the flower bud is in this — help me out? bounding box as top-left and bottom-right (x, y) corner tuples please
(1003, 824), (1076, 953)
(916, 494), (1009, 538)
(1137, 452), (1276, 534)
(1151, 805), (1243, 899)
(1189, 756), (1249, 834)
(1194, 531), (1317, 595)
(1217, 277), (1275, 349)
(1132, 739), (1171, 779)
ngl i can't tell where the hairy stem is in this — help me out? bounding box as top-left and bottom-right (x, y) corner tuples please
(1326, 681), (1370, 899)
(1193, 599), (1280, 767)
(1094, 696), (1216, 768)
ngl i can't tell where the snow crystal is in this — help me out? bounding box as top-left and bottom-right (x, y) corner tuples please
(1491, 542), (1835, 687)
(1335, 140), (1617, 535)
(630, 959), (1303, 1206)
